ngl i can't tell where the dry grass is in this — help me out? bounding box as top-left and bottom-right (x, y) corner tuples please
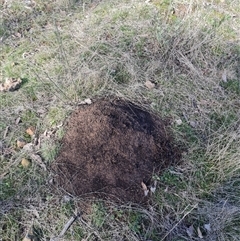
(1, 0), (240, 240)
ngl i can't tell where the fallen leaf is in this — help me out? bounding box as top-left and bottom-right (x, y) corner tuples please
(29, 205), (40, 219)
(62, 195), (72, 203)
(150, 186), (156, 193)
(11, 62), (19, 66)
(197, 227), (203, 238)
(22, 143), (35, 152)
(26, 126), (35, 136)
(15, 32), (22, 38)
(84, 98), (92, 104)
(204, 223), (211, 232)
(222, 69), (227, 83)
(80, 98), (92, 105)
(150, 180), (157, 193)
(15, 117), (21, 125)
(141, 181), (149, 196)
(164, 186), (168, 192)
(22, 234), (35, 241)
(145, 80), (155, 89)
(17, 138), (26, 148)
(21, 158), (31, 168)
(144, 190), (149, 196)
(22, 237), (32, 241)
(141, 181), (148, 190)
(186, 225), (194, 237)
(30, 154), (46, 171)
(175, 119), (182, 126)
(189, 121), (196, 128)
(0, 78), (22, 92)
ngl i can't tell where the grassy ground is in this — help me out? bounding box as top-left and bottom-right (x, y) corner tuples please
(1, 0), (240, 240)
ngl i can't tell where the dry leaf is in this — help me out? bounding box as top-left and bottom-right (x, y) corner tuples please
(197, 227), (203, 238)
(15, 32), (22, 38)
(143, 189), (149, 196)
(189, 121), (196, 128)
(84, 98), (92, 104)
(22, 143), (35, 152)
(141, 181), (148, 190)
(150, 180), (157, 193)
(204, 223), (211, 232)
(80, 98), (92, 105)
(29, 205), (40, 219)
(22, 234), (35, 241)
(145, 80), (155, 89)
(22, 237), (32, 241)
(186, 225), (194, 237)
(141, 181), (149, 196)
(30, 154), (46, 171)
(175, 119), (182, 126)
(21, 158), (31, 168)
(222, 69), (227, 82)
(26, 126), (35, 136)
(150, 186), (156, 193)
(15, 117), (21, 125)
(0, 78), (22, 92)
(17, 138), (26, 148)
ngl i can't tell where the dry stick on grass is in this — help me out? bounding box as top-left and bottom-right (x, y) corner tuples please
(51, 213), (81, 241)
(3, 126), (9, 139)
(160, 204), (198, 241)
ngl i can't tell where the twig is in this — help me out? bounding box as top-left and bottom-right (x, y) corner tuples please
(51, 213), (81, 241)
(3, 126), (9, 139)
(160, 204), (198, 241)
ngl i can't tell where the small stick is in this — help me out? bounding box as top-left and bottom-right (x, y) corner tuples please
(160, 204), (198, 241)
(59, 216), (77, 237)
(51, 213), (80, 241)
(3, 126), (9, 139)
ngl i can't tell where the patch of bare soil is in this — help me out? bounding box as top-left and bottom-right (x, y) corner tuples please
(52, 98), (181, 203)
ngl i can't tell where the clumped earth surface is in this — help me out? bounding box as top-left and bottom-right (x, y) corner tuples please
(52, 98), (181, 203)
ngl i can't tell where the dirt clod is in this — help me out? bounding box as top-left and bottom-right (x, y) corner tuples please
(52, 98), (181, 203)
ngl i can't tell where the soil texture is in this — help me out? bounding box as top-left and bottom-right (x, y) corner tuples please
(52, 98), (181, 203)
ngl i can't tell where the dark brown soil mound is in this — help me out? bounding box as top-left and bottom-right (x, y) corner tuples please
(52, 98), (181, 203)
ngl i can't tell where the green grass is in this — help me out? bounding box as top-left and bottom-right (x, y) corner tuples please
(1, 0), (240, 240)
